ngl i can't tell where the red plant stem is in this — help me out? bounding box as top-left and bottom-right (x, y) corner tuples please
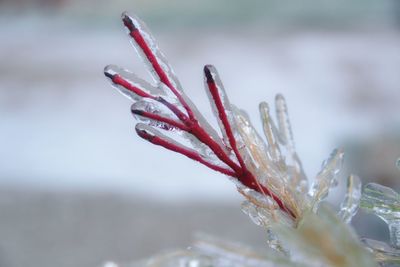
(136, 126), (237, 177)
(240, 172), (296, 218)
(109, 74), (189, 122)
(120, 14), (296, 219)
(189, 123), (243, 174)
(108, 73), (240, 172)
(204, 66), (296, 218)
(131, 109), (189, 131)
(122, 15), (195, 120)
(203, 66), (248, 173)
(110, 74), (152, 98)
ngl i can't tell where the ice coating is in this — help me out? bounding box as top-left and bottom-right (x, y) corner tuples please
(232, 106), (271, 176)
(104, 64), (162, 101)
(275, 94), (294, 148)
(361, 238), (400, 265)
(105, 12), (353, 225)
(131, 100), (183, 131)
(361, 183), (400, 249)
(232, 105), (302, 219)
(338, 175), (361, 224)
(135, 123), (235, 177)
(274, 95), (308, 194)
(259, 101), (282, 165)
(310, 148), (344, 210)
(105, 13), (387, 259)
(203, 65), (237, 149)
(121, 12), (183, 92)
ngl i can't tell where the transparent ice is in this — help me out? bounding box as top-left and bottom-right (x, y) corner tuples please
(338, 175), (362, 224)
(360, 169), (400, 266)
(104, 11), (400, 267)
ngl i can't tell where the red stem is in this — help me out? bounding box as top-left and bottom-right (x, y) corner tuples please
(136, 126), (236, 177)
(109, 74), (189, 122)
(118, 14), (296, 219)
(203, 66), (247, 173)
(190, 123), (243, 174)
(122, 15), (195, 119)
(111, 74), (152, 98)
(131, 109), (189, 131)
(240, 171), (296, 218)
(204, 66), (296, 218)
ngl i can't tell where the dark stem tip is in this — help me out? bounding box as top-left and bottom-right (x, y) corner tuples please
(122, 12), (137, 32)
(131, 107), (144, 116)
(203, 65), (215, 83)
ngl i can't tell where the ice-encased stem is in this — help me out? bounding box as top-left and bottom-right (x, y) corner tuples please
(275, 94), (294, 149)
(203, 65), (247, 172)
(361, 183), (400, 249)
(135, 123), (236, 177)
(106, 12), (298, 219)
(259, 101), (282, 164)
(121, 12), (195, 118)
(338, 175), (361, 224)
(131, 100), (189, 131)
(275, 95), (308, 192)
(310, 148), (344, 210)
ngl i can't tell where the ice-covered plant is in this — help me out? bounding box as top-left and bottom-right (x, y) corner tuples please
(104, 12), (400, 267)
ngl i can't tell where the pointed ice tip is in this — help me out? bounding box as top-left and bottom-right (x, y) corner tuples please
(275, 93), (285, 102)
(104, 64), (117, 79)
(259, 101), (269, 112)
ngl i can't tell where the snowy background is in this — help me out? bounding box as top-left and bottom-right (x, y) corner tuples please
(0, 1), (400, 267)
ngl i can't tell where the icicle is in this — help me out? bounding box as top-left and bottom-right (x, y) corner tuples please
(259, 101), (283, 165)
(275, 95), (308, 194)
(361, 183), (400, 249)
(310, 148), (344, 210)
(275, 94), (294, 148)
(121, 12), (183, 92)
(233, 108), (282, 196)
(231, 106), (271, 173)
(338, 175), (361, 224)
(232, 106), (303, 220)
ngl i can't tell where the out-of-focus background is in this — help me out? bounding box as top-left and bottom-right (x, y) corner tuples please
(0, 1), (400, 267)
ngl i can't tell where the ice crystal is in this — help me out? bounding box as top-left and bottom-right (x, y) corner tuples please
(360, 164), (400, 266)
(104, 11), (400, 267)
(338, 175), (362, 224)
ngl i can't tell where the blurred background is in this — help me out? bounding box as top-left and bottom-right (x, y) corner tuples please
(0, 1), (400, 267)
